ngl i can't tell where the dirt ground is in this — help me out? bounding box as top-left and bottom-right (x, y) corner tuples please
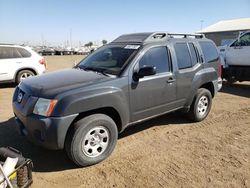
(0, 55), (250, 188)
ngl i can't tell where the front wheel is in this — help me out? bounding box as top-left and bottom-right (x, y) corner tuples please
(65, 114), (118, 167)
(187, 88), (212, 122)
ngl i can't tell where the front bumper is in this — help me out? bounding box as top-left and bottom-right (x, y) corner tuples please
(14, 112), (77, 150)
(12, 88), (77, 150)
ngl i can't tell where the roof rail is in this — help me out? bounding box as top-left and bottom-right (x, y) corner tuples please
(111, 32), (206, 45)
(151, 33), (167, 39)
(144, 32), (205, 43)
(167, 33), (205, 38)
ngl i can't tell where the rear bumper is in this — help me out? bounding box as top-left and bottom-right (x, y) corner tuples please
(13, 103), (77, 150)
(212, 77), (222, 95)
(217, 77), (223, 91)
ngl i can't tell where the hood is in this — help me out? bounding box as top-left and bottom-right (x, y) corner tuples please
(20, 69), (113, 98)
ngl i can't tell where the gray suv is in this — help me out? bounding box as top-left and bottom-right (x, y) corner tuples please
(12, 32), (222, 167)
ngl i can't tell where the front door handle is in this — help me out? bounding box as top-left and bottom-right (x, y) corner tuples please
(167, 77), (175, 83)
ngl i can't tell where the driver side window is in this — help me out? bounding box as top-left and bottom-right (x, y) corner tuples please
(232, 33), (250, 47)
(139, 47), (170, 74)
(239, 33), (250, 46)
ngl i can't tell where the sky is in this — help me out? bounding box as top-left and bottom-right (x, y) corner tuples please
(0, 0), (250, 46)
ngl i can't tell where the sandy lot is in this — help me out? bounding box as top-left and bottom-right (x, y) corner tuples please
(0, 55), (250, 188)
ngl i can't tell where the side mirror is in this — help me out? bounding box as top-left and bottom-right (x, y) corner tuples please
(133, 66), (156, 81)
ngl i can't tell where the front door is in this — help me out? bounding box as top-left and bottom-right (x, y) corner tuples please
(129, 46), (176, 122)
(226, 32), (250, 66)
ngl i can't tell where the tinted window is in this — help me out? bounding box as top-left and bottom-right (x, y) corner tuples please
(13, 48), (22, 58)
(0, 47), (22, 59)
(188, 43), (198, 66)
(174, 43), (192, 69)
(17, 48), (31, 57)
(139, 47), (170, 73)
(199, 41), (219, 63)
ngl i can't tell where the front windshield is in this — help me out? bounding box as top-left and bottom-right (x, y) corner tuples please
(77, 45), (138, 75)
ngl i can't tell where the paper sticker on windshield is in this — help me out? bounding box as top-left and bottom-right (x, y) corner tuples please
(124, 45), (140, 49)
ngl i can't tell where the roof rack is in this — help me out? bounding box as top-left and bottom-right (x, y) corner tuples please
(166, 33), (205, 38)
(111, 32), (206, 44)
(144, 32), (205, 43)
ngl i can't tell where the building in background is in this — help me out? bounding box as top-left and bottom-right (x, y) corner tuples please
(197, 18), (250, 46)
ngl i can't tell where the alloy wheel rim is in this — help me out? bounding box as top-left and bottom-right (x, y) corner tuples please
(20, 72), (33, 80)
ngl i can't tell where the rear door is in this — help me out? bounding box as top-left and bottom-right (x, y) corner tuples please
(174, 42), (201, 103)
(0, 47), (22, 81)
(226, 32), (250, 66)
(129, 46), (177, 121)
(0, 47), (33, 81)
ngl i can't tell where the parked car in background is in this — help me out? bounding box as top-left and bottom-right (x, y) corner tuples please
(54, 47), (74, 55)
(33, 46), (55, 56)
(219, 31), (250, 83)
(0, 44), (46, 84)
(74, 47), (90, 55)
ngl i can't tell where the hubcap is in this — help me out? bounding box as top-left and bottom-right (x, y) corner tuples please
(20, 72), (33, 80)
(82, 126), (109, 158)
(197, 96), (209, 116)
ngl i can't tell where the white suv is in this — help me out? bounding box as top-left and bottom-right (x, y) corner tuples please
(0, 44), (46, 84)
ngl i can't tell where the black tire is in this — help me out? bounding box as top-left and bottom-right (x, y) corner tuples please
(16, 70), (35, 84)
(187, 88), (212, 122)
(65, 114), (118, 167)
(226, 77), (237, 84)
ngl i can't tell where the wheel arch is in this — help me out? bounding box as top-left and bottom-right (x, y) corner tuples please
(184, 81), (215, 111)
(14, 67), (38, 82)
(64, 107), (123, 148)
(199, 82), (215, 98)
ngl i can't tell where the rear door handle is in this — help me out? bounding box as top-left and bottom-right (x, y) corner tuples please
(167, 77), (175, 83)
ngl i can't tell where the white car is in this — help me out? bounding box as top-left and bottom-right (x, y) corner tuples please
(0, 44), (46, 84)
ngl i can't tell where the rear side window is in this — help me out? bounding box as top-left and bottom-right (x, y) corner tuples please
(0, 47), (22, 59)
(17, 48), (31, 58)
(199, 41), (219, 63)
(139, 46), (170, 73)
(188, 43), (198, 66)
(174, 43), (192, 69)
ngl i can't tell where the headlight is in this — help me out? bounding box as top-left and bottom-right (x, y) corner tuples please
(33, 98), (57, 117)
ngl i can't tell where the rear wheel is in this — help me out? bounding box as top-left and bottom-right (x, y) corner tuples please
(226, 77), (237, 84)
(16, 70), (35, 84)
(187, 88), (212, 122)
(65, 114), (118, 167)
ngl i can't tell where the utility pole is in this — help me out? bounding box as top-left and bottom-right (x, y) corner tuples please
(41, 33), (44, 46)
(70, 28), (72, 48)
(200, 20), (204, 30)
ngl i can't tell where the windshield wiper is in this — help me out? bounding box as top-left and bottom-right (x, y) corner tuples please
(81, 66), (109, 77)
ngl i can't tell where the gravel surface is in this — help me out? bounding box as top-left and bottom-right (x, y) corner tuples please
(0, 55), (249, 188)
